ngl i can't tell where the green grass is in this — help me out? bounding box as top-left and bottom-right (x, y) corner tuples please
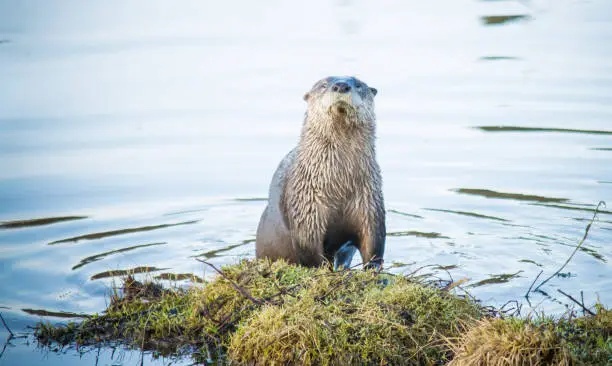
(229, 267), (481, 365)
(34, 259), (611, 365)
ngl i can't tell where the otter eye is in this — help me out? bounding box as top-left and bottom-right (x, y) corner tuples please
(355, 83), (362, 89)
(320, 83), (328, 90)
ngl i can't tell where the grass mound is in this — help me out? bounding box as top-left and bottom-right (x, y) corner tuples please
(35, 259), (481, 364)
(36, 259), (317, 360)
(229, 268), (481, 365)
(34, 258), (611, 365)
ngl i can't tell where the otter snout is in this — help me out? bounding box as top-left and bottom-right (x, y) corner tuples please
(331, 81), (351, 94)
(304, 76), (378, 123)
(328, 79), (359, 116)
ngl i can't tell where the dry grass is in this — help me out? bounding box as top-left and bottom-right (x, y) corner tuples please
(449, 305), (612, 366)
(448, 318), (571, 366)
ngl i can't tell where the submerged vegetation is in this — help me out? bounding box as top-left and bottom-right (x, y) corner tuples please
(33, 259), (611, 365)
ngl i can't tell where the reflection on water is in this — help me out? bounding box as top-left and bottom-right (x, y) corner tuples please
(387, 210), (424, 220)
(233, 198), (268, 202)
(481, 15), (531, 26)
(424, 208), (510, 222)
(0, 216), (88, 229)
(154, 273), (204, 283)
(20, 309), (89, 319)
(509, 233), (606, 262)
(0, 334), (193, 366)
(452, 188), (569, 203)
(518, 259), (543, 267)
(90, 266), (169, 280)
(0, 0), (611, 364)
(48, 220), (199, 245)
(72, 242), (167, 270)
(572, 217), (612, 226)
(386, 231), (450, 239)
(469, 271), (524, 288)
(194, 239), (255, 259)
(476, 126), (612, 135)
(478, 56), (521, 61)
(530, 203), (612, 217)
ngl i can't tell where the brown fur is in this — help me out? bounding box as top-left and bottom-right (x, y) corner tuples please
(255, 76), (385, 269)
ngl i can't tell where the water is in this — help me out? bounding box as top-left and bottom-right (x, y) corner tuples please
(0, 0), (611, 364)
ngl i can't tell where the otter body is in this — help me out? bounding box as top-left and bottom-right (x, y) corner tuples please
(256, 76), (385, 269)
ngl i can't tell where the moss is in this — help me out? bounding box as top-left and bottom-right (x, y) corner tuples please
(554, 305), (612, 365)
(229, 271), (481, 365)
(34, 259), (611, 365)
(192, 258), (315, 337)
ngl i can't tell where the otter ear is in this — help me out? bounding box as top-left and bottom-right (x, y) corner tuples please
(369, 87), (378, 97)
(303, 92), (310, 101)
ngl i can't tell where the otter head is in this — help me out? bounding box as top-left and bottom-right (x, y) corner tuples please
(303, 76), (378, 128)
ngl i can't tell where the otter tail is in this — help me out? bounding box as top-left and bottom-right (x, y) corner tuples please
(333, 241), (357, 271)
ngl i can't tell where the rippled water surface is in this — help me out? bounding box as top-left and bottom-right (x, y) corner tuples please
(1, 0), (611, 364)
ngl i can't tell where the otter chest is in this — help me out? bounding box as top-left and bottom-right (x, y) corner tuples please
(295, 143), (373, 201)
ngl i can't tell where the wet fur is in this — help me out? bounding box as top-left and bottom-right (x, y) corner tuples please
(256, 76), (385, 269)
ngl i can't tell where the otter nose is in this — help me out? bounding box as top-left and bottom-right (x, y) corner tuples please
(331, 81), (351, 93)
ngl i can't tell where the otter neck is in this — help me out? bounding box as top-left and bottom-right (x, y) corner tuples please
(296, 111), (377, 169)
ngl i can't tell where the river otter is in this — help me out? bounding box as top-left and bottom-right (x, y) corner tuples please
(255, 76), (385, 270)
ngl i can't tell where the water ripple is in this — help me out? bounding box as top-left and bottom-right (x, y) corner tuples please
(424, 208), (510, 222)
(387, 231), (450, 239)
(1, 216), (88, 229)
(72, 242), (167, 270)
(48, 220), (199, 245)
(90, 266), (169, 280)
(475, 126), (612, 135)
(452, 188), (569, 203)
(481, 15), (531, 26)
